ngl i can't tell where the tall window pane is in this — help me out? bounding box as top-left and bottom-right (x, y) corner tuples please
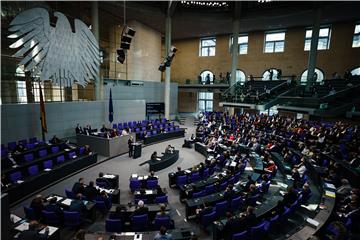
(199, 37), (216, 56)
(16, 81), (27, 103)
(304, 27), (331, 51)
(352, 24), (360, 48)
(264, 31), (285, 53)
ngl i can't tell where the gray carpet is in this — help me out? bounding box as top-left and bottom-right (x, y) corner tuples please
(11, 116), (213, 239)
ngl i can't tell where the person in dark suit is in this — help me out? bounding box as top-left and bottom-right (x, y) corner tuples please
(151, 151), (161, 161)
(75, 123), (82, 134)
(174, 166), (184, 178)
(2, 153), (18, 170)
(30, 195), (46, 220)
(18, 221), (49, 240)
(156, 185), (166, 197)
(282, 186), (298, 207)
(223, 185), (235, 202)
(147, 171), (157, 180)
(83, 181), (99, 201)
(128, 136), (134, 157)
(196, 201), (213, 221)
(231, 206), (257, 234)
(244, 175), (255, 192)
(96, 172), (111, 189)
(69, 194), (86, 214)
(131, 200), (149, 217)
(72, 178), (85, 195)
(44, 197), (63, 219)
(49, 135), (61, 144)
(96, 190), (111, 209)
(223, 212), (238, 239)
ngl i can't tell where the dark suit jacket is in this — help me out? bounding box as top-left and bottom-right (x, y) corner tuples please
(96, 177), (111, 188)
(83, 186), (99, 201)
(18, 229), (48, 240)
(44, 203), (63, 218)
(69, 199), (86, 213)
(72, 182), (84, 194)
(132, 206), (149, 217)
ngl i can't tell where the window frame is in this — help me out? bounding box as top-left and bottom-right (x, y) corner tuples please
(264, 31), (286, 53)
(352, 24), (360, 48)
(300, 67), (325, 85)
(16, 80), (27, 104)
(199, 37), (216, 57)
(304, 26), (332, 51)
(229, 34), (249, 55)
(200, 70), (214, 84)
(198, 91), (214, 112)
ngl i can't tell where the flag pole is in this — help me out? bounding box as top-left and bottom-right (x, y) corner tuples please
(39, 81), (47, 141)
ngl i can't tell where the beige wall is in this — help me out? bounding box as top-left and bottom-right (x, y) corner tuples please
(171, 21), (360, 83)
(108, 20), (162, 81)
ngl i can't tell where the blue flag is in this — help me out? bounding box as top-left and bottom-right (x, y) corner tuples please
(109, 88), (114, 123)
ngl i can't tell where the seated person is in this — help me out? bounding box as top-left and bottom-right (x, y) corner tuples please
(84, 145), (92, 155)
(30, 195), (46, 220)
(75, 123), (83, 134)
(165, 145), (175, 154)
(96, 172), (111, 188)
(282, 186), (298, 207)
(15, 143), (26, 153)
(151, 151), (161, 161)
(244, 175), (255, 192)
(49, 135), (61, 144)
(2, 153), (18, 170)
(264, 160), (277, 174)
(154, 226), (172, 240)
(110, 205), (125, 221)
(69, 194), (86, 214)
(156, 185), (166, 197)
(156, 204), (170, 218)
(18, 220), (49, 240)
(72, 178), (85, 195)
(228, 206), (257, 235)
(300, 183), (312, 202)
(44, 197), (63, 219)
(148, 171), (158, 180)
(131, 200), (149, 217)
(83, 181), (99, 201)
(196, 201), (213, 221)
(96, 190), (111, 209)
(336, 179), (352, 198)
(1, 174), (10, 188)
(174, 166), (184, 177)
(100, 124), (108, 133)
(223, 185), (235, 202)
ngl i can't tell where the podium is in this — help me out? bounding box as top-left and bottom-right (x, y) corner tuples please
(132, 142), (142, 159)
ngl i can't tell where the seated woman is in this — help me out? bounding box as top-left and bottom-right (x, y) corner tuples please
(96, 190), (111, 209)
(156, 204), (170, 218)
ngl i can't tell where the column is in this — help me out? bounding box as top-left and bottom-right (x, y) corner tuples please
(306, 7), (322, 92)
(91, 1), (102, 100)
(230, 19), (240, 90)
(164, 15), (171, 119)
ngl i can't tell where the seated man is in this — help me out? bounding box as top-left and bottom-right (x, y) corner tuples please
(148, 171), (158, 180)
(18, 220), (49, 240)
(72, 178), (85, 195)
(151, 151), (162, 161)
(69, 194), (86, 214)
(49, 135), (61, 144)
(30, 195), (46, 220)
(44, 197), (63, 219)
(96, 172), (111, 188)
(131, 200), (149, 217)
(75, 123), (83, 134)
(154, 226), (172, 240)
(165, 145), (175, 154)
(83, 181), (99, 201)
(196, 201), (213, 221)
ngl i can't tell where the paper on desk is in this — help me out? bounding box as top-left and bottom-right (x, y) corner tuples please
(230, 162), (237, 167)
(10, 214), (22, 223)
(325, 190), (336, 198)
(278, 182), (288, 189)
(17, 180), (24, 184)
(145, 190), (152, 194)
(245, 166), (253, 171)
(324, 183), (336, 190)
(184, 170), (191, 174)
(131, 174), (138, 178)
(279, 190), (286, 196)
(103, 174), (115, 179)
(15, 222), (29, 231)
(306, 218), (320, 227)
(39, 226), (58, 235)
(61, 199), (73, 206)
(47, 195), (63, 202)
(301, 204), (318, 211)
(44, 168), (52, 171)
(286, 175), (293, 180)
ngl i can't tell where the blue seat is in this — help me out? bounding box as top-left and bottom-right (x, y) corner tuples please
(19, 139), (27, 146)
(65, 189), (76, 199)
(280, 207), (290, 222)
(10, 171), (22, 183)
(190, 172), (200, 182)
(112, 124), (118, 129)
(205, 184), (215, 195)
(26, 143), (35, 149)
(146, 179), (158, 189)
(29, 137), (37, 144)
(38, 149), (47, 158)
(152, 130), (157, 135)
(231, 196), (243, 212)
(24, 206), (37, 220)
(106, 219), (121, 232)
(56, 155), (65, 164)
(232, 230), (248, 240)
(131, 214), (148, 231)
(42, 210), (61, 226)
(220, 181), (228, 191)
(193, 190), (204, 198)
(130, 179), (141, 192)
(28, 165), (39, 176)
(68, 152), (76, 159)
(176, 175), (187, 186)
(265, 214), (279, 232)
(154, 216), (172, 229)
(64, 211), (81, 227)
(43, 160), (53, 169)
(96, 180), (109, 189)
(228, 177), (235, 185)
(203, 168), (210, 178)
(94, 200), (108, 213)
(215, 201), (228, 217)
(155, 196), (168, 204)
(200, 211), (216, 228)
(51, 146), (60, 153)
(24, 153), (34, 162)
(79, 147), (85, 155)
(251, 221), (268, 240)
(248, 194), (260, 206)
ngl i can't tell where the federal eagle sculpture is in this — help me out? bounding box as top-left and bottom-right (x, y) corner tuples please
(8, 8), (100, 87)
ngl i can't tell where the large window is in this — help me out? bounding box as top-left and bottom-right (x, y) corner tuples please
(230, 35), (248, 54)
(200, 70), (214, 84)
(52, 84), (65, 101)
(262, 68), (280, 80)
(16, 81), (27, 103)
(352, 24), (360, 48)
(264, 31), (285, 53)
(198, 92), (213, 112)
(304, 27), (331, 51)
(235, 69), (246, 84)
(32, 82), (45, 102)
(199, 37), (216, 56)
(300, 68), (325, 84)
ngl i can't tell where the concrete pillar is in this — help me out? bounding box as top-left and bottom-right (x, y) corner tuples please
(230, 19), (240, 91)
(91, 1), (102, 100)
(306, 7), (322, 91)
(164, 16), (171, 119)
